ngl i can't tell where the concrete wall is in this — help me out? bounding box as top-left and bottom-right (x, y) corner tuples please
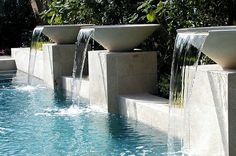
(43, 44), (76, 88)
(0, 56), (16, 71)
(11, 47), (44, 79)
(61, 76), (89, 100)
(12, 44), (76, 89)
(118, 93), (169, 132)
(89, 50), (158, 113)
(184, 64), (236, 156)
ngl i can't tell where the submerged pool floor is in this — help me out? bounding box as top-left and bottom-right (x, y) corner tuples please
(0, 71), (168, 155)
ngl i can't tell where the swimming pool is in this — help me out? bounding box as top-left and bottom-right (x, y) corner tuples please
(0, 71), (169, 155)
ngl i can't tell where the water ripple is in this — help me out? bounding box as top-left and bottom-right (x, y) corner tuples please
(0, 71), (170, 155)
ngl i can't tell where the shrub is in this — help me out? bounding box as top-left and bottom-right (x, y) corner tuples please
(40, 0), (143, 25)
(132, 0), (235, 97)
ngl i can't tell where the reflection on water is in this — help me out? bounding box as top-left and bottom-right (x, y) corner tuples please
(0, 71), (170, 155)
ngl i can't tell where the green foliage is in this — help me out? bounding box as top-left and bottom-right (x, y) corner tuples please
(32, 42), (49, 51)
(40, 0), (142, 25)
(133, 0), (234, 97)
(40, 0), (93, 24)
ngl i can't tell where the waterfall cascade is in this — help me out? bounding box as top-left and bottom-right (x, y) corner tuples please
(168, 32), (209, 155)
(27, 26), (44, 84)
(71, 28), (94, 103)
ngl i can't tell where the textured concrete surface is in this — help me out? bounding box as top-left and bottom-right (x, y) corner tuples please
(43, 44), (76, 88)
(0, 56), (16, 71)
(61, 76), (89, 100)
(12, 45), (76, 88)
(185, 64), (236, 156)
(11, 47), (44, 79)
(88, 50), (157, 113)
(118, 93), (169, 131)
(12, 44), (89, 89)
(11, 48), (30, 73)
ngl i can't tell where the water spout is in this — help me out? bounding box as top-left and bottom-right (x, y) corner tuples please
(71, 28), (94, 103)
(27, 26), (44, 84)
(168, 32), (208, 155)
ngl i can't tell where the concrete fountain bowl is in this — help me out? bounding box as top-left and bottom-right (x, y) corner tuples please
(42, 24), (93, 44)
(92, 24), (160, 52)
(177, 26), (236, 69)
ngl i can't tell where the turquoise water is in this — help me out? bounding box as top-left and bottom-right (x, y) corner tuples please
(0, 71), (168, 156)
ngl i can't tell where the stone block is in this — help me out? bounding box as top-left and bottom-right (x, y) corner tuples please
(61, 76), (89, 100)
(11, 47), (44, 79)
(89, 50), (158, 113)
(185, 64), (236, 156)
(0, 56), (16, 71)
(11, 48), (30, 73)
(43, 44), (76, 88)
(118, 93), (169, 131)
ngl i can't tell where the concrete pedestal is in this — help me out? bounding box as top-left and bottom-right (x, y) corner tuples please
(88, 50), (157, 113)
(43, 44), (76, 88)
(185, 64), (236, 156)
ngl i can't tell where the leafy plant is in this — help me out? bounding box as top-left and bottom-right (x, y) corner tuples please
(40, 0), (142, 25)
(132, 0), (235, 97)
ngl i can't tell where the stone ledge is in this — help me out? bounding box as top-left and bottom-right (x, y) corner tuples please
(61, 76), (89, 100)
(0, 56), (16, 71)
(118, 93), (169, 132)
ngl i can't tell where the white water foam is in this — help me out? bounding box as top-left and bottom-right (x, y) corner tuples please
(35, 104), (108, 117)
(35, 105), (82, 117)
(15, 85), (36, 92)
(14, 85), (46, 92)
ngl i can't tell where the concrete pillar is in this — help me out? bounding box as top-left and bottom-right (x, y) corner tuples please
(88, 50), (157, 113)
(43, 44), (76, 88)
(185, 64), (236, 156)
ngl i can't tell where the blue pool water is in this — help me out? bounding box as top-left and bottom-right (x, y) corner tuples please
(0, 71), (168, 155)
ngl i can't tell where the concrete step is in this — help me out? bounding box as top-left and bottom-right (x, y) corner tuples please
(61, 76), (89, 100)
(118, 93), (169, 132)
(0, 56), (16, 71)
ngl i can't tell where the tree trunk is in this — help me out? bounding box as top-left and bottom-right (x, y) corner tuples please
(30, 0), (43, 16)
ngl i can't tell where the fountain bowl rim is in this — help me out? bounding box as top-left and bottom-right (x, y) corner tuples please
(82, 24), (160, 29)
(177, 26), (236, 33)
(42, 24), (94, 29)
